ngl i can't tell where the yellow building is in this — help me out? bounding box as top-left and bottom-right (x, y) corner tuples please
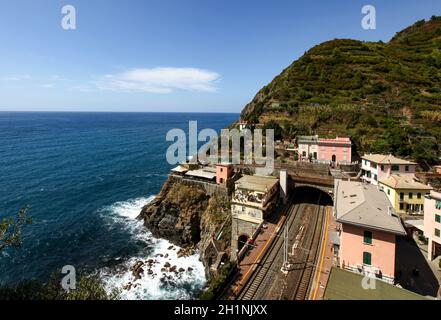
(379, 174), (432, 215)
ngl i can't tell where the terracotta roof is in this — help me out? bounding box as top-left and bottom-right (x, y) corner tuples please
(379, 174), (432, 190)
(361, 154), (416, 165)
(335, 180), (406, 235)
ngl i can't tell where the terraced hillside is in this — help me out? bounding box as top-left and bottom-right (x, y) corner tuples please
(241, 16), (441, 165)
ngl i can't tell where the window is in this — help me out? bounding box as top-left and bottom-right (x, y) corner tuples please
(220, 168), (223, 172)
(399, 203), (404, 210)
(364, 160), (368, 166)
(363, 252), (372, 265)
(302, 151), (306, 157)
(363, 231), (373, 245)
(380, 165), (384, 171)
(405, 165), (409, 172)
(387, 189), (390, 195)
(409, 193), (413, 199)
(435, 229), (440, 238)
(400, 193), (404, 201)
(367, 171), (371, 178)
(417, 193), (421, 199)
(391, 165), (399, 171)
(374, 174), (378, 181)
(436, 200), (441, 210)
(220, 178), (224, 183)
(436, 215), (441, 223)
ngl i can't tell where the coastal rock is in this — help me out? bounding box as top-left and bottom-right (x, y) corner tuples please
(137, 177), (232, 280)
(138, 179), (209, 247)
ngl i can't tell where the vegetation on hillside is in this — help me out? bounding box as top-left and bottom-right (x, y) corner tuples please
(241, 16), (441, 165)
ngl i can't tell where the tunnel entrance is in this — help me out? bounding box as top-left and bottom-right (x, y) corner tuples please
(292, 186), (333, 207)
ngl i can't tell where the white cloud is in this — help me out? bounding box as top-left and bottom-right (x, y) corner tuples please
(40, 84), (55, 88)
(94, 67), (220, 94)
(50, 75), (69, 81)
(0, 74), (31, 81)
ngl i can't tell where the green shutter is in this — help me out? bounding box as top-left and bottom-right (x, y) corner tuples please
(436, 229), (440, 237)
(436, 215), (441, 223)
(363, 252), (372, 265)
(363, 231), (372, 244)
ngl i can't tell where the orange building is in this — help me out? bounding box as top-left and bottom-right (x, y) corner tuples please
(216, 163), (233, 186)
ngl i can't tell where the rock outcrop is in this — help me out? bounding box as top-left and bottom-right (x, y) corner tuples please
(138, 179), (209, 246)
(138, 177), (231, 279)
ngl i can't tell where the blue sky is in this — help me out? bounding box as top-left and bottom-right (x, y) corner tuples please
(0, 0), (439, 112)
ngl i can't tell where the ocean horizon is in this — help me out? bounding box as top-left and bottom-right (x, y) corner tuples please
(0, 111), (238, 299)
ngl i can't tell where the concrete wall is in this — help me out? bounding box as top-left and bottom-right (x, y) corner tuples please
(169, 175), (228, 196)
(231, 217), (260, 261)
(339, 223), (397, 283)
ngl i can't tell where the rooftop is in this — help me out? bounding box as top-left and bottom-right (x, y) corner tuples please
(235, 175), (278, 193)
(171, 165), (188, 173)
(335, 180), (406, 235)
(379, 174), (432, 190)
(297, 135), (318, 144)
(185, 166), (217, 180)
(323, 267), (427, 300)
(318, 136), (352, 145)
(362, 154), (416, 165)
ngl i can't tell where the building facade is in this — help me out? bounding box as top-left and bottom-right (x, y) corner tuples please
(334, 180), (406, 284)
(361, 154), (416, 185)
(231, 175), (279, 261)
(216, 163), (233, 186)
(298, 135), (352, 164)
(298, 135), (319, 161)
(379, 174), (432, 215)
(424, 190), (441, 261)
(317, 137), (352, 163)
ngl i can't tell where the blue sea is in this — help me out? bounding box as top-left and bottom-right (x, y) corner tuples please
(0, 112), (238, 299)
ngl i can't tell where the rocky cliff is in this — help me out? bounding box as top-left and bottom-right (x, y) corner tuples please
(138, 177), (231, 278)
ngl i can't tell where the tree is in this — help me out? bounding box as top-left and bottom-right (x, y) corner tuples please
(263, 120), (283, 140)
(0, 207), (32, 252)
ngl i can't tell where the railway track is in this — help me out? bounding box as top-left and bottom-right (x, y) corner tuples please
(236, 192), (327, 300)
(236, 200), (304, 300)
(290, 203), (325, 300)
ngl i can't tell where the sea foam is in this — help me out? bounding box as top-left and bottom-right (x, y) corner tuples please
(99, 197), (207, 300)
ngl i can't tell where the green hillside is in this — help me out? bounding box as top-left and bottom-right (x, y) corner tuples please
(241, 16), (441, 166)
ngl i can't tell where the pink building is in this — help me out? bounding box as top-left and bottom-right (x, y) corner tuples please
(216, 163), (233, 186)
(297, 135), (352, 163)
(318, 136), (352, 163)
(423, 190), (441, 261)
(361, 154), (417, 186)
(334, 180), (406, 283)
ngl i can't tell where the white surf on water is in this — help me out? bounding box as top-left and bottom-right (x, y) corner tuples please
(98, 197), (207, 300)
